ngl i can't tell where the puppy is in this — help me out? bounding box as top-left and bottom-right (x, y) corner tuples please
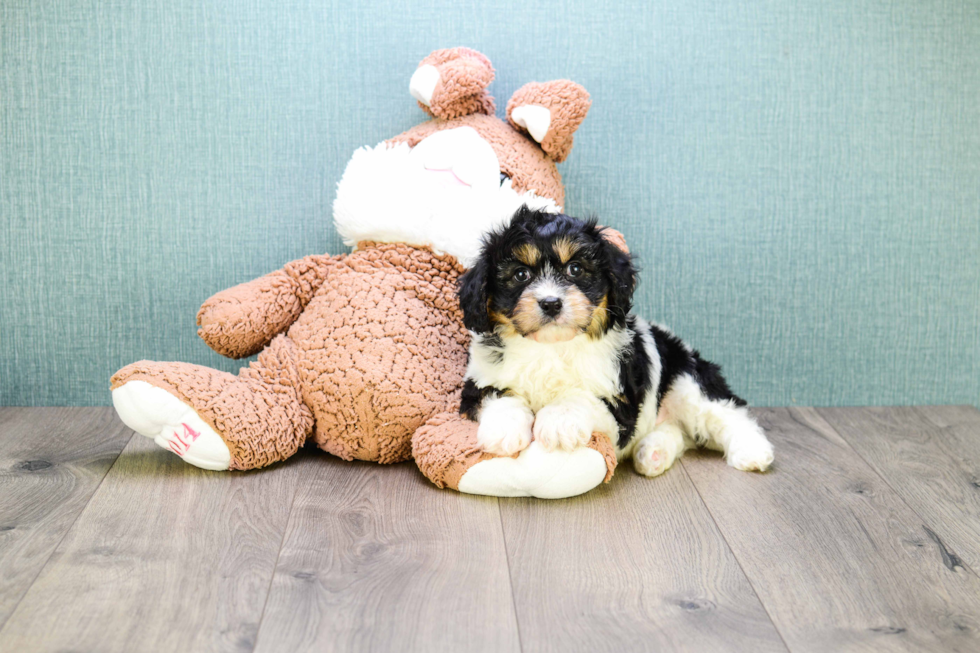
(457, 206), (774, 477)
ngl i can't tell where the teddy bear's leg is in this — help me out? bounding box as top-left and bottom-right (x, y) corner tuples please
(111, 334), (314, 470)
(412, 412), (616, 499)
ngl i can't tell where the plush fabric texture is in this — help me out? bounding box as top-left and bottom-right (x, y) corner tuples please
(111, 334), (314, 470)
(417, 47), (496, 120)
(105, 46), (616, 498)
(292, 242), (469, 463)
(507, 81), (591, 163)
(389, 113), (568, 208)
(412, 411), (500, 490)
(597, 226), (630, 256)
(590, 432), (618, 483)
(197, 254), (346, 359)
(114, 241), (468, 468)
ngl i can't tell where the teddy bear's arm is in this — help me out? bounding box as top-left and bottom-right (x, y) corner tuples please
(412, 412), (617, 497)
(196, 253), (345, 359)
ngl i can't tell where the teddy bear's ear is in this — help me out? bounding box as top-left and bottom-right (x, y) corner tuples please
(506, 81), (591, 162)
(598, 226), (629, 255)
(409, 48), (496, 120)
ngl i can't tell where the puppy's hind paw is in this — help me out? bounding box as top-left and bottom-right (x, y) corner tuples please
(727, 438), (775, 472)
(634, 440), (673, 477)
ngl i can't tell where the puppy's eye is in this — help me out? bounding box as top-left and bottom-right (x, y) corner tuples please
(513, 268), (531, 283)
(565, 262), (584, 278)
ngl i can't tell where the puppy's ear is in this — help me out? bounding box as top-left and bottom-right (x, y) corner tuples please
(458, 255), (492, 334)
(598, 227), (636, 326)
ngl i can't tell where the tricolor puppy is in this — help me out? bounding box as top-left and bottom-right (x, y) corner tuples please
(458, 207), (774, 476)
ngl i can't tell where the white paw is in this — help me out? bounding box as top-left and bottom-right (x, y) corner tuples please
(727, 436), (774, 472)
(409, 64), (439, 106)
(477, 397), (534, 456)
(112, 380), (231, 471)
(634, 437), (675, 478)
(532, 402), (595, 452)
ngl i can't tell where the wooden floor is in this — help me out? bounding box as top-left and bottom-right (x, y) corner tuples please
(2, 407), (980, 652)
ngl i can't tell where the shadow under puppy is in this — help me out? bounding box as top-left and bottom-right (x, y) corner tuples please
(458, 206), (774, 476)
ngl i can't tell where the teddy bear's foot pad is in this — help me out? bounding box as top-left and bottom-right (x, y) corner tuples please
(112, 380), (231, 471)
(457, 440), (607, 499)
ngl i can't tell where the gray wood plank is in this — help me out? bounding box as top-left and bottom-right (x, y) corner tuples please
(0, 430), (304, 652)
(0, 407), (131, 630)
(683, 407), (980, 653)
(499, 459), (788, 653)
(817, 406), (980, 573)
(253, 456), (521, 653)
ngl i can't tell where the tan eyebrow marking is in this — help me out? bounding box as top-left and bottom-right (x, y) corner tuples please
(514, 243), (540, 266)
(553, 237), (580, 264)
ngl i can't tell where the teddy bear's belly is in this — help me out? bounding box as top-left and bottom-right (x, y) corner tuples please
(287, 259), (468, 463)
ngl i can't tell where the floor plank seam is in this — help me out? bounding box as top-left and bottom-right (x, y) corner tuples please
(0, 429), (137, 638)
(677, 459), (794, 653)
(496, 499), (525, 653)
(811, 408), (980, 580)
(250, 465), (305, 653)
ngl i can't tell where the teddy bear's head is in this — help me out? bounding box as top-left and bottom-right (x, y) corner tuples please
(333, 47), (591, 268)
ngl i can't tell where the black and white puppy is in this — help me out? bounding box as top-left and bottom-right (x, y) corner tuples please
(457, 206), (774, 476)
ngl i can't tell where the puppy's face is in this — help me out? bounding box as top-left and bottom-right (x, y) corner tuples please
(459, 207), (635, 343)
(490, 233), (608, 344)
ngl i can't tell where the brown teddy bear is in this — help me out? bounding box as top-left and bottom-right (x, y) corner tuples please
(111, 47), (623, 498)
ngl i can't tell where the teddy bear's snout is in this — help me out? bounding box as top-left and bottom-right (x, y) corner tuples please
(409, 127), (501, 194)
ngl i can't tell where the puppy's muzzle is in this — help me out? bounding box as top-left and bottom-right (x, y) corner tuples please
(538, 296), (563, 318)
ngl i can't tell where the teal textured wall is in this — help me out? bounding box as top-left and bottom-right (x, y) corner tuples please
(2, 0), (978, 407)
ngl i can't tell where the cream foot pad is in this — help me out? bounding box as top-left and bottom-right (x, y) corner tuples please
(112, 380), (231, 471)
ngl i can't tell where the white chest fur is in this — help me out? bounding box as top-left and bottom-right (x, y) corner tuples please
(466, 328), (631, 411)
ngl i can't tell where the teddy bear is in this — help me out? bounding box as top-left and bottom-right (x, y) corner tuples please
(111, 47), (624, 498)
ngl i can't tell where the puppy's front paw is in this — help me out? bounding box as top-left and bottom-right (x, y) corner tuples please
(477, 397), (534, 456)
(532, 403), (594, 452)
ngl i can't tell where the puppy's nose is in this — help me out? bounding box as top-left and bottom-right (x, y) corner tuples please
(538, 297), (563, 317)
